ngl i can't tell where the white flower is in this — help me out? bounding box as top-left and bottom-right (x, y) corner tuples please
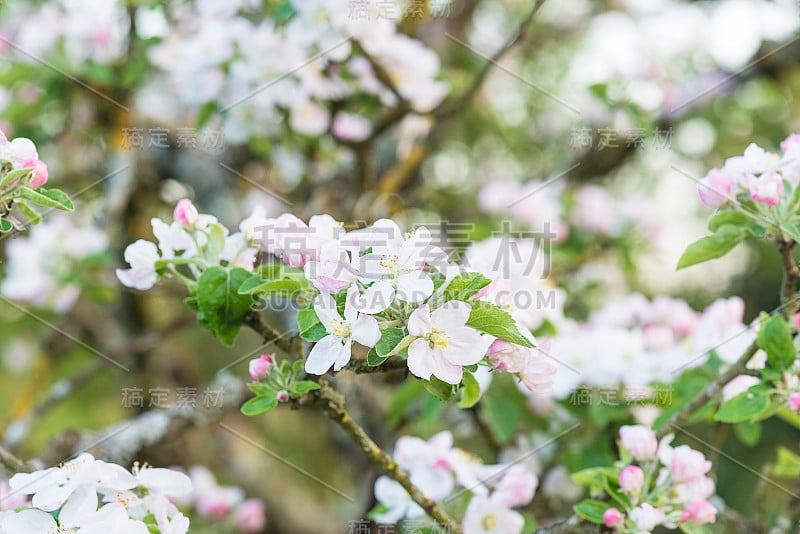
(304, 285), (387, 374)
(630, 503), (664, 532)
(462, 496), (524, 534)
(116, 240), (160, 290)
(347, 219), (450, 304)
(373, 476), (425, 523)
(406, 302), (493, 384)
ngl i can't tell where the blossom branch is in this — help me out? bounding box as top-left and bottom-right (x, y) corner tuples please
(0, 444), (30, 474)
(311, 379), (462, 533)
(434, 0), (548, 117)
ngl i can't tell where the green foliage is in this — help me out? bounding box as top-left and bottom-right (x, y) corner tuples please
(466, 300), (533, 347)
(715, 384), (771, 423)
(424, 376), (457, 401)
(757, 314), (796, 372)
(458, 370), (482, 408)
(195, 266), (253, 345)
(297, 305), (327, 341)
(19, 186), (74, 211)
(677, 224), (748, 269)
(481, 392), (520, 443)
(573, 500), (611, 524)
(441, 272), (492, 301)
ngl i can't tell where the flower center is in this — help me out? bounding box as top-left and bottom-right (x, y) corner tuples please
(482, 515), (497, 529)
(378, 254), (399, 271)
(426, 329), (450, 349)
(330, 317), (351, 338)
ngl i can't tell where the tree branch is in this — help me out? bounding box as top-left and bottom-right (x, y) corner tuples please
(312, 379), (461, 533)
(0, 444), (30, 474)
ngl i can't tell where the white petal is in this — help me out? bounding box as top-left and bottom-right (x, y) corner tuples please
(312, 293), (340, 331)
(396, 272), (433, 303)
(59, 485), (98, 528)
(8, 468), (58, 494)
(136, 468), (192, 497)
(359, 281), (394, 314)
(1, 509), (57, 533)
(31, 483), (73, 511)
(407, 305), (432, 337)
(407, 339), (435, 380)
(332, 339), (354, 371)
(432, 354), (463, 384)
(431, 300), (471, 331)
(343, 284), (360, 322)
(351, 314), (380, 348)
(443, 327), (492, 366)
(305, 335), (346, 375)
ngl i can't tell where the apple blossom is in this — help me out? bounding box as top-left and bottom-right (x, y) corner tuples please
(249, 354), (276, 381)
(748, 171), (784, 206)
(789, 392), (800, 412)
(491, 465), (537, 508)
(462, 496), (525, 534)
(603, 507), (623, 527)
(619, 465), (644, 493)
(406, 302), (494, 385)
(235, 499), (266, 533)
(117, 239), (160, 290)
(668, 445), (712, 483)
(173, 199), (199, 227)
(304, 285), (386, 374)
(680, 499), (716, 524)
(696, 168), (733, 209)
(630, 503), (664, 531)
(619, 425), (658, 461)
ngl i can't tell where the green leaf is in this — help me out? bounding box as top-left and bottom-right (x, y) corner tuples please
(573, 500), (611, 524)
(757, 314), (796, 371)
(239, 277), (303, 297)
(773, 447), (800, 477)
(734, 421), (762, 447)
(458, 371), (482, 408)
(366, 347), (387, 366)
(247, 383), (276, 396)
(196, 266), (254, 345)
(425, 377), (457, 401)
(19, 187), (74, 211)
(714, 384), (770, 423)
(289, 380), (319, 397)
(442, 272), (492, 301)
(240, 395), (278, 416)
(297, 305), (328, 342)
(0, 167), (32, 188)
(15, 201), (40, 224)
(707, 210), (764, 236)
(571, 467), (617, 492)
(676, 225), (747, 269)
(375, 327), (406, 357)
(482, 393), (520, 443)
(466, 300), (533, 347)
(0, 218), (13, 233)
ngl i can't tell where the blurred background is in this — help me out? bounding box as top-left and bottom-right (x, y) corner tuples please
(0, 0), (799, 532)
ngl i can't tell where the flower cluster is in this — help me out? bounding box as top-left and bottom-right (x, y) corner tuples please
(148, 0), (447, 144)
(176, 466), (266, 533)
(697, 136), (800, 210)
(117, 199), (258, 290)
(0, 454), (191, 534)
(371, 431), (537, 534)
(1, 214), (108, 312)
(581, 425), (717, 533)
(544, 294), (758, 398)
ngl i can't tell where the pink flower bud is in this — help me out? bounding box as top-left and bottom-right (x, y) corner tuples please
(789, 392), (800, 412)
(670, 445), (711, 483)
(24, 159), (48, 188)
(248, 354), (275, 381)
(235, 499), (266, 533)
(619, 425), (658, 461)
(173, 198), (199, 227)
(603, 507), (623, 527)
(619, 465), (644, 493)
(276, 390), (290, 402)
(680, 499), (717, 525)
(748, 171), (784, 206)
(697, 168), (733, 209)
(793, 313), (800, 330)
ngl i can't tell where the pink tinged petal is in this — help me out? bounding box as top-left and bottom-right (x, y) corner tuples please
(431, 300), (472, 330)
(407, 338), (436, 380)
(442, 327), (492, 366)
(408, 305), (432, 336)
(351, 314), (381, 348)
(396, 271), (433, 303)
(305, 335), (347, 375)
(137, 468), (192, 497)
(59, 485), (98, 528)
(1, 509), (57, 533)
(312, 293), (341, 331)
(8, 138), (37, 164)
(432, 354), (463, 384)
